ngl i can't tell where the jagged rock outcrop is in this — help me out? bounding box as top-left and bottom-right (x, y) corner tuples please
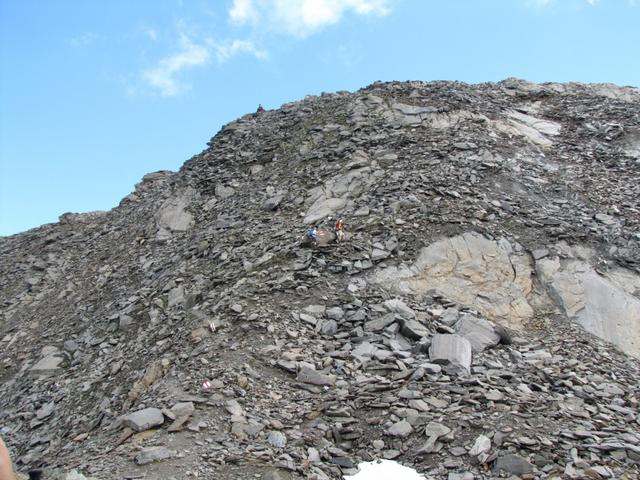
(1, 79), (639, 480)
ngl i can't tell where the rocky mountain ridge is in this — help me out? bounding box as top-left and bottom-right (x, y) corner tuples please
(1, 79), (639, 479)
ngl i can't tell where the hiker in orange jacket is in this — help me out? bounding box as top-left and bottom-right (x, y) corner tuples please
(335, 217), (345, 242)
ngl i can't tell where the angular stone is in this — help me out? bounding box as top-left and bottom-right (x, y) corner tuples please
(429, 334), (472, 375)
(384, 299), (416, 319)
(30, 351), (64, 373)
(135, 446), (176, 465)
(326, 306), (345, 320)
(399, 319), (430, 340)
(296, 367), (336, 386)
(424, 422), (451, 438)
(468, 434), (491, 456)
(493, 453), (534, 475)
(454, 315), (500, 353)
(320, 319), (338, 335)
(263, 195), (284, 211)
(225, 400), (244, 416)
(364, 313), (396, 332)
(122, 408), (165, 432)
(170, 402), (194, 418)
(267, 430), (287, 448)
(387, 420), (413, 437)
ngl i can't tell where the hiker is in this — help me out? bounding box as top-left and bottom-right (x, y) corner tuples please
(335, 217), (345, 242)
(256, 104), (265, 113)
(0, 437), (16, 480)
(306, 225), (318, 247)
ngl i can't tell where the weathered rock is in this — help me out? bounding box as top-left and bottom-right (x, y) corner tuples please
(373, 233), (534, 329)
(429, 334), (472, 375)
(537, 250), (640, 358)
(135, 446), (177, 465)
(296, 367), (336, 386)
(263, 195), (284, 211)
(468, 434), (491, 456)
(122, 408), (165, 432)
(493, 453), (534, 475)
(387, 420), (413, 437)
(2, 79), (640, 480)
(454, 315), (500, 353)
(266, 430), (286, 448)
(399, 319), (430, 340)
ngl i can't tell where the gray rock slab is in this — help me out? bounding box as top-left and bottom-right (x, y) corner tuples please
(425, 422), (451, 438)
(428, 334), (472, 375)
(263, 195), (284, 211)
(364, 313), (396, 332)
(296, 366), (336, 386)
(454, 315), (500, 352)
(494, 453), (534, 475)
(135, 446), (176, 465)
(468, 434), (491, 456)
(30, 354), (64, 373)
(170, 402), (194, 418)
(399, 319), (430, 340)
(387, 420), (413, 437)
(326, 306), (345, 320)
(384, 299), (416, 319)
(122, 407), (165, 432)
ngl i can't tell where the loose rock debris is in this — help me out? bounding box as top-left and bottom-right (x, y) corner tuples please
(1, 79), (639, 479)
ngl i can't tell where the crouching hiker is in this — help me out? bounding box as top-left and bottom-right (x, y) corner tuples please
(306, 225), (318, 247)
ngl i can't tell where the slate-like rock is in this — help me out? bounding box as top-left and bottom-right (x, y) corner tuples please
(122, 407), (165, 432)
(429, 334), (472, 375)
(493, 453), (534, 475)
(296, 367), (336, 386)
(135, 446), (177, 465)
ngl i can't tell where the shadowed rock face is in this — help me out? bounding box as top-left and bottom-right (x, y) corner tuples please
(1, 79), (640, 479)
(537, 245), (640, 359)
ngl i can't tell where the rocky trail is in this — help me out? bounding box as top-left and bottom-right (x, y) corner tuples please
(1, 79), (639, 479)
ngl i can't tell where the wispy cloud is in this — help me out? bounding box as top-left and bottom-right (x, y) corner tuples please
(140, 1), (392, 96)
(213, 39), (268, 62)
(229, 0), (393, 38)
(142, 26), (159, 41)
(142, 35), (210, 96)
(142, 33), (265, 96)
(69, 32), (101, 47)
(526, 0), (599, 6)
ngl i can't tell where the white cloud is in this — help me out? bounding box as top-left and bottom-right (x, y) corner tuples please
(142, 34), (265, 96)
(229, 0), (392, 38)
(213, 39), (268, 62)
(142, 35), (210, 96)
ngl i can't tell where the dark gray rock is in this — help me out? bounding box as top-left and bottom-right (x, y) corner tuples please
(493, 453), (534, 475)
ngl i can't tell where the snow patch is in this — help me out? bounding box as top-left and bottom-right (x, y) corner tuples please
(344, 460), (425, 480)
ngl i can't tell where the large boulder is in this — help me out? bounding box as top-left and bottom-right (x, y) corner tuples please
(454, 315), (501, 353)
(428, 334), (472, 375)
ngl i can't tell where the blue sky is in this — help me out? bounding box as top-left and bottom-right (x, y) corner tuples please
(1, 0), (638, 236)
